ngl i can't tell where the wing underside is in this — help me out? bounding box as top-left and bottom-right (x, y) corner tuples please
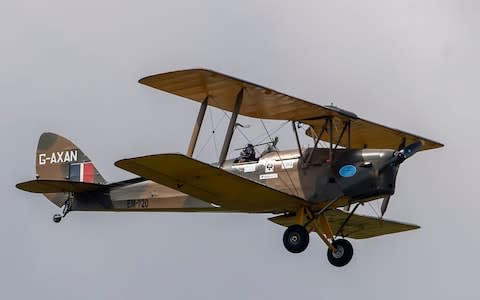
(269, 209), (420, 239)
(115, 153), (307, 213)
(139, 69), (443, 151)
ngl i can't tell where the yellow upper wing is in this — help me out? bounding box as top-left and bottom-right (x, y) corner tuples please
(269, 209), (420, 239)
(115, 154), (307, 213)
(139, 69), (443, 151)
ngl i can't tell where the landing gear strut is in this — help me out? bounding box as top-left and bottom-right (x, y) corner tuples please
(280, 206), (355, 267)
(53, 196), (73, 223)
(283, 225), (309, 253)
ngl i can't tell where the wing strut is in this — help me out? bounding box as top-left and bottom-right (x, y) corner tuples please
(292, 121), (303, 160)
(187, 97), (208, 157)
(139, 69), (443, 151)
(219, 88), (243, 167)
(328, 118), (333, 162)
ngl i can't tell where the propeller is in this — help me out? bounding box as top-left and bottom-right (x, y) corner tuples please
(380, 141), (424, 172)
(378, 141), (423, 217)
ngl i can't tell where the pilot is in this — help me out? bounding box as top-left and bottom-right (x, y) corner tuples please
(236, 144), (256, 163)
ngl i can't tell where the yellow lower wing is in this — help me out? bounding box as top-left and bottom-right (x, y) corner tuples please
(269, 209), (420, 239)
(115, 154), (307, 213)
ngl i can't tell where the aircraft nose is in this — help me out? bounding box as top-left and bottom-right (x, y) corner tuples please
(379, 141), (423, 172)
(397, 141), (423, 162)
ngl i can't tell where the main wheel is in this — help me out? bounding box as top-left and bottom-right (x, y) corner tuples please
(283, 225), (309, 253)
(327, 239), (353, 267)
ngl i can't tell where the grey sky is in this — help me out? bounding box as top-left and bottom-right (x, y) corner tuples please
(1, 1), (478, 299)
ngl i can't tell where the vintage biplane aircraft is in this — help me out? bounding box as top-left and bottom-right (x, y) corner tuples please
(16, 69), (443, 267)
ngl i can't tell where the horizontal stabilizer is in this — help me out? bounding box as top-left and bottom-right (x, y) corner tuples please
(269, 209), (420, 239)
(16, 180), (105, 193)
(115, 153), (306, 213)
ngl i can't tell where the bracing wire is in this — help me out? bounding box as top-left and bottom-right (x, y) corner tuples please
(251, 121), (289, 144)
(221, 111), (262, 157)
(197, 110), (227, 157)
(260, 119), (299, 197)
(209, 108), (219, 158)
(367, 201), (380, 219)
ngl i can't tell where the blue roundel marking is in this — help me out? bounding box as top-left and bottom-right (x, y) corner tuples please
(339, 165), (357, 177)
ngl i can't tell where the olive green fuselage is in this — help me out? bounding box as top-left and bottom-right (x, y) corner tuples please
(72, 148), (398, 212)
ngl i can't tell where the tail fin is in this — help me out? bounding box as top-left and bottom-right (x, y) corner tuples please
(19, 132), (106, 207)
(35, 132), (106, 184)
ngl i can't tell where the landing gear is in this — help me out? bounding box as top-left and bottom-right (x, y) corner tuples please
(279, 206), (355, 266)
(327, 239), (353, 267)
(52, 197), (73, 224)
(283, 225), (309, 253)
(53, 214), (62, 223)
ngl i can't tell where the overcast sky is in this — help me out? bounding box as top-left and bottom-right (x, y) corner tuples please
(1, 1), (478, 299)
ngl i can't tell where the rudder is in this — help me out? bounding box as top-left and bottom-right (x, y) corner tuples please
(34, 132), (106, 206)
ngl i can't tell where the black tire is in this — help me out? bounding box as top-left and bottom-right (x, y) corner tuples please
(283, 225), (309, 254)
(53, 214), (62, 223)
(327, 239), (353, 267)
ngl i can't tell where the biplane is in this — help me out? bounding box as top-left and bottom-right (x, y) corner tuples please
(16, 69), (443, 267)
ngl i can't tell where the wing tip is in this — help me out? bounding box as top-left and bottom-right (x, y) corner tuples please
(16, 181), (34, 192)
(138, 68), (214, 85)
(16, 179), (105, 193)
